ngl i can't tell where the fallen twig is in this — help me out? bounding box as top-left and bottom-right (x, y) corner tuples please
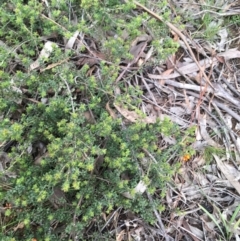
(193, 9), (240, 17)
(157, 78), (240, 108)
(146, 191), (173, 241)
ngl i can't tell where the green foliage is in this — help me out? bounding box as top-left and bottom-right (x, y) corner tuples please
(0, 0), (191, 240)
(199, 203), (240, 240)
(175, 1), (228, 42)
(203, 145), (226, 163)
(225, 14), (240, 30)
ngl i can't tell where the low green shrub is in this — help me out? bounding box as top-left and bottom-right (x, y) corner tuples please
(0, 0), (193, 240)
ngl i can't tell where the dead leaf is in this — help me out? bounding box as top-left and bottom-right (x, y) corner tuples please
(144, 46), (153, 62)
(188, 224), (204, 240)
(193, 172), (209, 186)
(84, 111), (95, 124)
(161, 68), (174, 77)
(217, 28), (228, 52)
(133, 226), (144, 238)
(221, 163), (240, 181)
(171, 30), (179, 42)
(182, 218), (203, 241)
(86, 65), (97, 76)
(148, 58), (217, 79)
(137, 58), (144, 66)
(202, 220), (216, 234)
(191, 141), (208, 152)
(101, 212), (107, 222)
(76, 56), (99, 67)
(106, 102), (117, 119)
(126, 34), (152, 65)
(65, 31), (79, 49)
(213, 154), (240, 195)
(34, 152), (49, 165)
(162, 136), (176, 145)
(192, 155), (206, 167)
(224, 113), (232, 129)
(0, 152), (17, 178)
(116, 230), (125, 241)
(213, 83), (240, 106)
(30, 41), (56, 71)
(121, 29), (129, 40)
(13, 222), (25, 231)
(122, 180), (147, 199)
(113, 103), (156, 123)
(130, 34), (152, 47)
(199, 115), (220, 147)
(169, 106), (185, 116)
(218, 48), (240, 60)
(134, 180), (147, 194)
(166, 54), (176, 69)
(10, 79), (22, 104)
(183, 95), (195, 114)
(130, 42), (146, 59)
(40, 58), (69, 72)
(49, 187), (66, 208)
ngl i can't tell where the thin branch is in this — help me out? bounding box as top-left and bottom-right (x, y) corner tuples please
(59, 74), (75, 113)
(146, 191), (173, 241)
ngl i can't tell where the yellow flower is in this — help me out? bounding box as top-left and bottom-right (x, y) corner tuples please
(181, 154), (191, 162)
